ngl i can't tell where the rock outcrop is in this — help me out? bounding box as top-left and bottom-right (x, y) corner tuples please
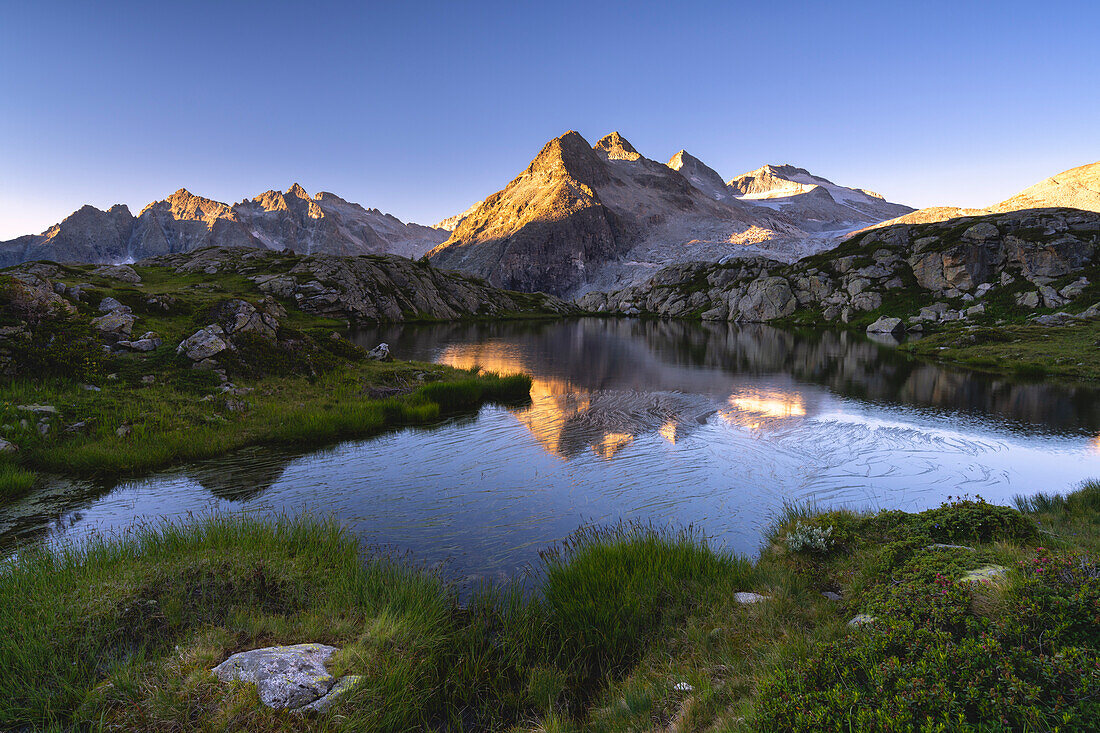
(142, 247), (576, 323)
(578, 207), (1100, 327)
(0, 185), (448, 267)
(0, 248), (576, 377)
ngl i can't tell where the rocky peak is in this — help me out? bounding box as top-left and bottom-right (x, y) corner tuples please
(525, 131), (610, 186)
(286, 183), (311, 200)
(667, 150), (732, 201)
(594, 132), (641, 161)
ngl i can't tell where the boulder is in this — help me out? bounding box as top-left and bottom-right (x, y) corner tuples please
(212, 643), (339, 710)
(1016, 291), (1041, 309)
(736, 277), (795, 322)
(733, 592), (769, 604)
(848, 614), (877, 628)
(299, 675), (366, 713)
(1059, 277), (1090, 300)
(0, 438), (16, 453)
(964, 304), (986, 318)
(367, 343), (392, 361)
(960, 565), (1007, 585)
(866, 316), (904, 334)
(1038, 284), (1068, 308)
(177, 325), (230, 361)
(91, 311), (136, 338)
(212, 299), (278, 339)
(92, 264), (142, 283)
(97, 297), (131, 314)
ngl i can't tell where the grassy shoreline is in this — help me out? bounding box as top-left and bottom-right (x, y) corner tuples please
(3, 486), (1098, 731)
(0, 360), (532, 498)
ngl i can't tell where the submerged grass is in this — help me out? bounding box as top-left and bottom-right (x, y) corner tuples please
(4, 485), (1098, 731)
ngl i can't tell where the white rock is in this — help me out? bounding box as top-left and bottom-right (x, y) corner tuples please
(960, 565), (1007, 584)
(866, 316), (903, 334)
(734, 591), (770, 604)
(367, 343), (392, 361)
(848, 613), (877, 628)
(177, 325), (230, 361)
(212, 643), (339, 710)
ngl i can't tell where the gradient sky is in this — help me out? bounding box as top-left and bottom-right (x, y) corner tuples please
(1, 0), (1097, 239)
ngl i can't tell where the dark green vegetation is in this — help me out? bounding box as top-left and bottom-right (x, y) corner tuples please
(899, 320), (1100, 381)
(0, 257), (540, 498)
(3, 487), (1097, 731)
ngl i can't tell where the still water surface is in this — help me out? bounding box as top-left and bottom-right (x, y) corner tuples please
(5, 319), (1100, 583)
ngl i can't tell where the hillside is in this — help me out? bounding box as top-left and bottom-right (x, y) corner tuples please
(859, 161), (1100, 234)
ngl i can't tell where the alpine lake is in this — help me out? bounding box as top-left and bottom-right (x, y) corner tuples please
(6, 318), (1100, 587)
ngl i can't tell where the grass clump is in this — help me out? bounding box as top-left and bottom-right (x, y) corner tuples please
(0, 459), (34, 497)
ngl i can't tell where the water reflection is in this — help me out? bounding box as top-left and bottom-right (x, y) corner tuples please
(4, 318), (1100, 584)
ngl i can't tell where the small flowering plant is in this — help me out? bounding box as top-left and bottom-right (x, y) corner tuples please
(786, 522), (834, 554)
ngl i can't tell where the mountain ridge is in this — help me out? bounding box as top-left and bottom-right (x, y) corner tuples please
(0, 185), (448, 267)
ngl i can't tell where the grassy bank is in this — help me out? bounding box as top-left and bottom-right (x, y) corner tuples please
(4, 486), (1097, 731)
(0, 256), (542, 497)
(0, 362), (531, 497)
(898, 320), (1100, 382)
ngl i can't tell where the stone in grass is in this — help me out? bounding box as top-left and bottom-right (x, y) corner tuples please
(821, 591), (842, 601)
(177, 325), (230, 361)
(848, 613), (877, 628)
(367, 342), (392, 361)
(960, 565), (1007, 585)
(926, 543), (975, 551)
(0, 438), (16, 452)
(733, 591), (769, 604)
(212, 643), (339, 710)
(299, 674), (366, 713)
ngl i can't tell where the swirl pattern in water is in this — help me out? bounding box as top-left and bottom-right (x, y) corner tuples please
(5, 319), (1100, 586)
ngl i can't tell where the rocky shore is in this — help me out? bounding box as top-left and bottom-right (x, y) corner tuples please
(578, 207), (1100, 330)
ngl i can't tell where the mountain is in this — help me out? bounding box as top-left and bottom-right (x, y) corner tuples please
(726, 164), (914, 231)
(428, 131), (809, 297)
(429, 131), (914, 297)
(858, 161), (1100, 235)
(988, 161), (1100, 214)
(0, 185), (447, 267)
(434, 200), (484, 231)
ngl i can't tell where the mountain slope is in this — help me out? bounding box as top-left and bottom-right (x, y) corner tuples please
(0, 185), (447, 267)
(727, 164), (914, 231)
(859, 161), (1100, 234)
(429, 131), (798, 296)
(988, 161), (1100, 213)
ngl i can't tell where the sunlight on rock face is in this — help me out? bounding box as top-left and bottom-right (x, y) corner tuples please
(595, 432), (634, 459)
(722, 391), (807, 431)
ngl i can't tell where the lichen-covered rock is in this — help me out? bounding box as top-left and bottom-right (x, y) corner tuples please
(91, 311), (135, 337)
(212, 643), (338, 709)
(367, 343), (391, 361)
(177, 325), (230, 361)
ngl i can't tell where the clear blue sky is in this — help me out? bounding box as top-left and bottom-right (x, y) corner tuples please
(2, 0), (1097, 239)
